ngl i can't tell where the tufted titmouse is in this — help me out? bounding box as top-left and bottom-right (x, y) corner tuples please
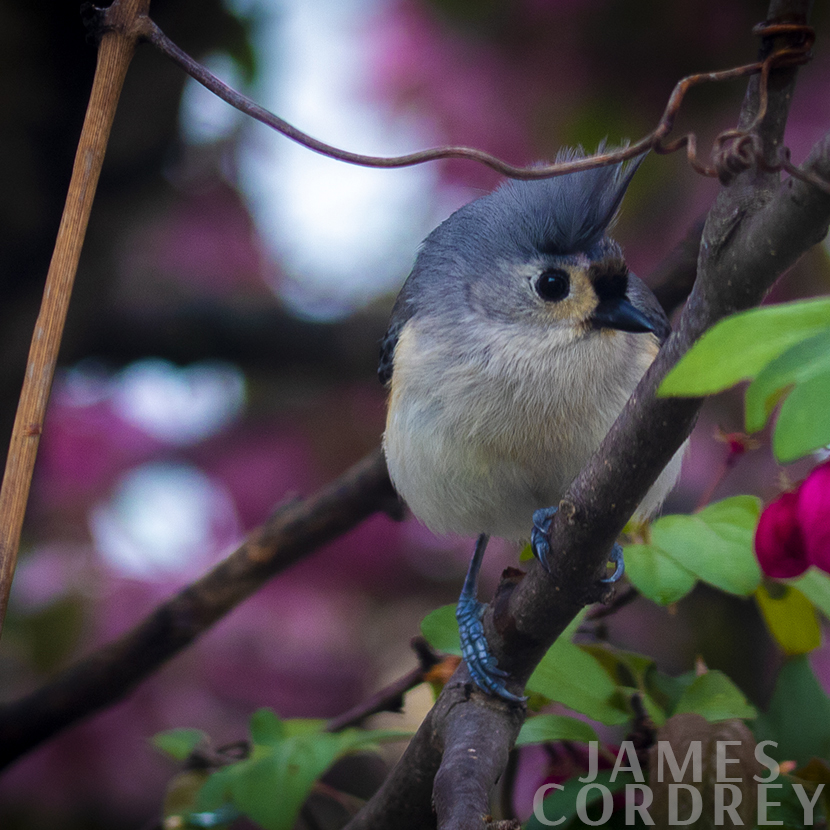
(380, 149), (683, 701)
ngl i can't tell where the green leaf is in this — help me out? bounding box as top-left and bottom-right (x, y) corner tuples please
(516, 714), (599, 746)
(580, 645), (655, 690)
(528, 639), (629, 725)
(197, 765), (235, 814)
(638, 690), (668, 728)
(756, 583), (821, 656)
(741, 328), (830, 461)
(659, 298), (830, 396)
(581, 645), (668, 726)
(421, 604), (632, 723)
(152, 728), (208, 761)
(659, 299), (830, 463)
(161, 770), (215, 824)
(648, 670), (698, 715)
(249, 708), (285, 745)
(230, 744), (312, 830)
(652, 496), (762, 595)
(607, 685), (667, 728)
(420, 604), (461, 655)
(624, 543), (698, 605)
(790, 568), (830, 620)
(754, 656), (830, 766)
(581, 646), (666, 726)
(773, 371), (830, 462)
(519, 542), (534, 561)
(282, 718), (328, 738)
(674, 671), (758, 721)
(744, 329), (830, 432)
(196, 720), (407, 830)
(698, 494), (762, 529)
(331, 726), (412, 754)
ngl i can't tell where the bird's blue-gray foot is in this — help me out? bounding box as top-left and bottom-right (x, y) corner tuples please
(531, 506), (559, 572)
(533, 508), (624, 585)
(601, 542), (625, 583)
(456, 534), (525, 703)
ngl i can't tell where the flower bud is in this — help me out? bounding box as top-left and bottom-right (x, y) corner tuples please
(754, 491), (809, 578)
(798, 461), (830, 573)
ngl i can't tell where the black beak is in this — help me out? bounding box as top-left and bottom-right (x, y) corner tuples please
(590, 296), (657, 334)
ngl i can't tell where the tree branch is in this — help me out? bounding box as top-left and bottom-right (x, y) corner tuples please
(649, 217), (705, 316)
(324, 638), (444, 733)
(344, 4), (829, 828)
(0, 449), (397, 769)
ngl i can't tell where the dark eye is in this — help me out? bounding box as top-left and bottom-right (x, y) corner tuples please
(535, 269), (570, 302)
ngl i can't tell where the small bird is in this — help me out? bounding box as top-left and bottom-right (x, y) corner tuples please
(379, 149), (683, 701)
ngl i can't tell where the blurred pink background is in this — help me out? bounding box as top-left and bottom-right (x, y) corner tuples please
(1, 1), (829, 826)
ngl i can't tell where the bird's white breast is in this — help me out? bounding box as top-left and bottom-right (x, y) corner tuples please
(383, 319), (681, 540)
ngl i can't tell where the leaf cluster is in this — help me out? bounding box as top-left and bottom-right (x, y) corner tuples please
(154, 710), (409, 830)
(661, 297), (830, 462)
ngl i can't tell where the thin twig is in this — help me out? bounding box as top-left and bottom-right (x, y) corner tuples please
(138, 16), (813, 183)
(694, 431), (760, 510)
(498, 746), (521, 822)
(325, 638), (443, 733)
(0, 0), (151, 637)
(586, 585), (640, 622)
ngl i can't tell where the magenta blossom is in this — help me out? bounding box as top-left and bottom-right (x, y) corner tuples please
(798, 460), (830, 573)
(755, 490), (810, 579)
(755, 459), (830, 579)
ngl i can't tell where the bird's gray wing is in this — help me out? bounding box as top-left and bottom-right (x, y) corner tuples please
(378, 276), (419, 386)
(627, 274), (671, 345)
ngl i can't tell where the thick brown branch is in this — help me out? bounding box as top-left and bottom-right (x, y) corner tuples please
(432, 699), (524, 830)
(508, 132), (830, 658)
(504, 0), (822, 706)
(0, 449), (396, 769)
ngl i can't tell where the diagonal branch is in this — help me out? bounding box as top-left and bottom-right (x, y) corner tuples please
(343, 3), (829, 828)
(0, 449), (396, 769)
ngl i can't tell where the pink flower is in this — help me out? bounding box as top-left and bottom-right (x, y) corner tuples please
(755, 491), (809, 579)
(798, 461), (830, 572)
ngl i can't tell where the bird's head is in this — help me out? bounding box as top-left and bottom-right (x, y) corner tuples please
(414, 147), (662, 344)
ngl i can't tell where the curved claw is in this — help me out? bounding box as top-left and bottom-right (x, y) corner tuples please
(531, 506), (558, 572)
(456, 595), (525, 702)
(600, 543), (625, 583)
